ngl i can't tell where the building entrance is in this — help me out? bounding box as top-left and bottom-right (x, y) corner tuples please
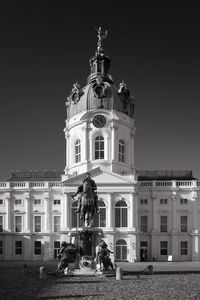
(140, 241), (148, 261)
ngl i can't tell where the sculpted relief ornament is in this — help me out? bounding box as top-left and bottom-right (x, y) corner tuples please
(118, 80), (135, 117)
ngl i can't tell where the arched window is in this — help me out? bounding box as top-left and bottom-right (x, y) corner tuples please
(119, 139), (125, 163)
(115, 200), (128, 227)
(75, 139), (81, 163)
(116, 239), (127, 260)
(95, 136), (104, 159)
(71, 201), (81, 227)
(93, 200), (106, 227)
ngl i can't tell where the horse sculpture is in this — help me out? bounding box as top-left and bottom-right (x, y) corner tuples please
(80, 179), (96, 227)
(57, 242), (78, 273)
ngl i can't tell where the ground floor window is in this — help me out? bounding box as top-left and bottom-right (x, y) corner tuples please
(160, 241), (168, 255)
(15, 241), (23, 255)
(54, 241), (60, 259)
(140, 241), (148, 261)
(34, 241), (42, 255)
(180, 241), (188, 255)
(71, 201), (81, 227)
(115, 239), (127, 260)
(0, 241), (3, 255)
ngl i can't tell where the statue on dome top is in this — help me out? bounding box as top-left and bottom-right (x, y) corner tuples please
(96, 27), (108, 55)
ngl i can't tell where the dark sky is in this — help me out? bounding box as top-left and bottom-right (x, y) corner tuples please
(0, 0), (200, 180)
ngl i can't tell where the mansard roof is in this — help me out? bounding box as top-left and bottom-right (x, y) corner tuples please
(8, 170), (63, 181)
(137, 170), (196, 181)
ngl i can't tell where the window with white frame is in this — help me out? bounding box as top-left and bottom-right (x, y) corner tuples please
(75, 139), (81, 163)
(34, 216), (41, 233)
(116, 239), (127, 260)
(180, 198), (188, 205)
(140, 216), (148, 232)
(93, 200), (106, 227)
(15, 241), (23, 255)
(54, 241), (60, 259)
(0, 199), (3, 205)
(71, 201), (81, 227)
(53, 216), (61, 232)
(15, 199), (22, 205)
(160, 241), (168, 255)
(34, 241), (42, 255)
(15, 215), (22, 232)
(119, 139), (125, 163)
(140, 199), (148, 205)
(0, 241), (3, 255)
(115, 200), (128, 227)
(95, 136), (104, 159)
(180, 241), (188, 255)
(160, 216), (168, 232)
(34, 199), (41, 206)
(0, 216), (3, 232)
(180, 216), (188, 232)
(53, 199), (61, 205)
(160, 199), (168, 204)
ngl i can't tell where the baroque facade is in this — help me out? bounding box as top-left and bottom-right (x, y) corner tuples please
(0, 31), (200, 262)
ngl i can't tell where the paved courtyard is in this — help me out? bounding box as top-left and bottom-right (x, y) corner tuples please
(1, 261), (200, 299)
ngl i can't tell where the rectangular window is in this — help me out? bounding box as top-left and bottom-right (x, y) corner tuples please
(15, 199), (22, 205)
(160, 216), (168, 232)
(160, 199), (168, 204)
(15, 241), (23, 255)
(180, 198), (188, 205)
(160, 241), (168, 255)
(180, 241), (188, 255)
(53, 216), (61, 232)
(34, 216), (41, 233)
(54, 241), (60, 259)
(140, 199), (148, 205)
(0, 241), (3, 255)
(140, 216), (148, 232)
(34, 241), (42, 255)
(53, 199), (61, 205)
(0, 216), (3, 232)
(0, 199), (3, 205)
(34, 199), (41, 206)
(180, 216), (188, 232)
(15, 216), (22, 232)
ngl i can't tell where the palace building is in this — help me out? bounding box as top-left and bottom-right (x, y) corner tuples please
(0, 31), (199, 262)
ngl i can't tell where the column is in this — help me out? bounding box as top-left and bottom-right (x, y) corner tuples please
(65, 130), (70, 173)
(133, 191), (138, 230)
(62, 193), (70, 230)
(24, 192), (31, 233)
(107, 193), (113, 228)
(44, 193), (50, 232)
(151, 196), (158, 232)
(110, 124), (116, 162)
(129, 130), (135, 170)
(5, 193), (11, 232)
(192, 192), (199, 261)
(171, 191), (177, 232)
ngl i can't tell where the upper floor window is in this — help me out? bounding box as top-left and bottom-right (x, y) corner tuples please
(180, 216), (188, 232)
(119, 139), (125, 163)
(34, 199), (41, 206)
(0, 199), (3, 205)
(180, 198), (188, 205)
(160, 199), (168, 205)
(34, 216), (41, 233)
(71, 201), (81, 228)
(140, 216), (148, 232)
(93, 200), (106, 227)
(95, 136), (104, 159)
(115, 200), (128, 227)
(0, 216), (3, 232)
(75, 139), (81, 163)
(140, 199), (148, 205)
(15, 215), (22, 232)
(160, 216), (168, 232)
(15, 199), (22, 205)
(54, 199), (61, 205)
(53, 216), (61, 232)
(0, 241), (3, 255)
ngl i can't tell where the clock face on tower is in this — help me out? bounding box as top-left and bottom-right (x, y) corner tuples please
(92, 115), (106, 128)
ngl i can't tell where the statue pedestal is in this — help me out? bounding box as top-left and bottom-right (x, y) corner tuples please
(67, 227), (104, 275)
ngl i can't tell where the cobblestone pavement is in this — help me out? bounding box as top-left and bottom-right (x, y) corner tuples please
(1, 262), (200, 300)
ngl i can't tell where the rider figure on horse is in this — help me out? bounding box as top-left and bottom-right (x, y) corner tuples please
(71, 172), (99, 214)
